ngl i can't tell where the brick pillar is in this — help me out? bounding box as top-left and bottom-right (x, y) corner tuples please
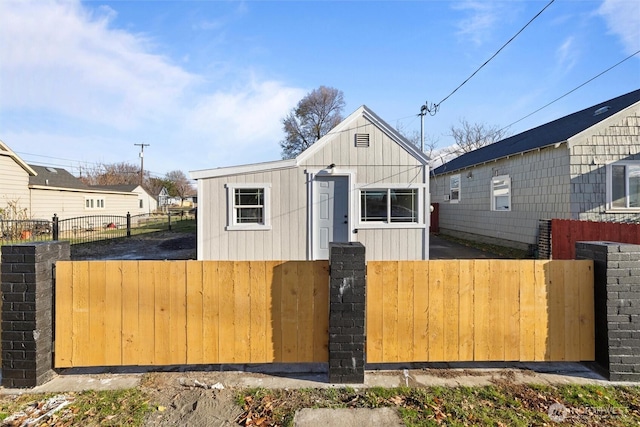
(1, 241), (70, 387)
(328, 242), (366, 384)
(576, 241), (640, 382)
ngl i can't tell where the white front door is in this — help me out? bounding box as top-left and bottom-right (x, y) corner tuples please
(313, 176), (349, 259)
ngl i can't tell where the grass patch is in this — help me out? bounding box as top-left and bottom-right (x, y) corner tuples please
(236, 384), (640, 426)
(0, 388), (153, 426)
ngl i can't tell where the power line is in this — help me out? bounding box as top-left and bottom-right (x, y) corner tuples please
(498, 49), (640, 133)
(433, 0), (556, 111)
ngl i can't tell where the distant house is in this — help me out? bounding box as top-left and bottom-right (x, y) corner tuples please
(90, 184), (158, 215)
(0, 139), (147, 221)
(430, 89), (640, 252)
(157, 187), (170, 208)
(28, 166), (141, 220)
(191, 105), (430, 261)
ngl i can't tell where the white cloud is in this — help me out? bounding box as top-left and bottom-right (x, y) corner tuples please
(0, 0), (307, 173)
(598, 0), (640, 55)
(453, 1), (502, 46)
(0, 0), (198, 129)
(556, 36), (578, 73)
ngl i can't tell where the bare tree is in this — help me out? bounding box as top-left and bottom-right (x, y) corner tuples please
(280, 86), (345, 159)
(79, 162), (142, 186)
(395, 122), (440, 162)
(445, 119), (509, 156)
(165, 170), (195, 205)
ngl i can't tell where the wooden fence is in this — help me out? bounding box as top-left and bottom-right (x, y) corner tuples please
(552, 219), (640, 259)
(54, 260), (329, 368)
(366, 260), (595, 363)
(54, 259), (595, 368)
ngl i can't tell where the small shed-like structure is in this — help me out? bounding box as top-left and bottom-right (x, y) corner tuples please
(191, 105), (430, 261)
(430, 89), (640, 252)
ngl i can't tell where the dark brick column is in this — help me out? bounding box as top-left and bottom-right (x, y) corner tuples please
(576, 241), (640, 382)
(1, 242), (70, 387)
(328, 242), (366, 384)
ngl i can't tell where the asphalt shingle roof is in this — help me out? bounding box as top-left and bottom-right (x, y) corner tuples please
(432, 89), (640, 176)
(28, 165), (90, 189)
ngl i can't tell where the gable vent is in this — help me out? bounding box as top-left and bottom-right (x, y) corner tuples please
(355, 133), (370, 147)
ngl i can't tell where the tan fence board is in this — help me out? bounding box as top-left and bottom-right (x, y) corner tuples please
(518, 261), (536, 361)
(412, 261), (429, 361)
(366, 262), (384, 363)
(54, 262), (73, 367)
(382, 261), (399, 362)
(104, 261), (123, 366)
(428, 262), (445, 361)
(312, 261), (329, 361)
(366, 259), (594, 364)
(458, 260), (474, 361)
(56, 259), (329, 367)
(121, 261), (139, 365)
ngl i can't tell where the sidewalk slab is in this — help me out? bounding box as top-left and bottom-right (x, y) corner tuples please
(294, 407), (403, 427)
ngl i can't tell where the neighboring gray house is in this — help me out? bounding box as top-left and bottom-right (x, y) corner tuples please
(430, 89), (640, 252)
(191, 105), (430, 261)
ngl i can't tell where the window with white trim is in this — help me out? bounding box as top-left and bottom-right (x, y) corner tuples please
(359, 187), (421, 225)
(139, 199), (144, 209)
(491, 175), (511, 211)
(450, 174), (460, 202)
(608, 161), (640, 209)
(225, 183), (272, 230)
(84, 198), (105, 209)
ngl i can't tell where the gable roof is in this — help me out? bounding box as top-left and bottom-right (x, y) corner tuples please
(29, 165), (91, 190)
(0, 140), (37, 176)
(432, 89), (640, 176)
(296, 104), (429, 165)
(190, 105), (428, 180)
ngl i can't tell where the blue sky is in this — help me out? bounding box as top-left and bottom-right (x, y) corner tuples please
(1, 0), (638, 180)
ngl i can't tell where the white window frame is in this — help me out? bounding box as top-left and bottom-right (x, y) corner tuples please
(84, 198), (105, 210)
(450, 174), (460, 203)
(225, 183), (272, 231)
(357, 184), (425, 229)
(491, 175), (511, 211)
(606, 160), (640, 211)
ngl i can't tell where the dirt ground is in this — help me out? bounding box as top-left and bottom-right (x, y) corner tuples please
(141, 373), (243, 427)
(70, 231), (197, 260)
(68, 232), (243, 425)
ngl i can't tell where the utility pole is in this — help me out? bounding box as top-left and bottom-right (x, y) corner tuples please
(419, 104), (427, 152)
(134, 143), (150, 185)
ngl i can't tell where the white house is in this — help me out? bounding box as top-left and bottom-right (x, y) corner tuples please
(191, 105), (430, 261)
(0, 139), (147, 221)
(90, 184), (158, 215)
(430, 89), (640, 252)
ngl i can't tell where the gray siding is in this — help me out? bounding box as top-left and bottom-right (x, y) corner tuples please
(432, 146), (571, 249)
(569, 107), (640, 221)
(198, 114), (427, 261)
(431, 102), (640, 250)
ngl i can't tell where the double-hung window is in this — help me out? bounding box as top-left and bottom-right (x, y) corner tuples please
(608, 161), (640, 209)
(491, 175), (511, 211)
(450, 174), (460, 202)
(225, 183), (271, 230)
(359, 186), (422, 227)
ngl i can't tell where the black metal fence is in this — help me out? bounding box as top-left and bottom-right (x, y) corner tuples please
(1, 212), (193, 246)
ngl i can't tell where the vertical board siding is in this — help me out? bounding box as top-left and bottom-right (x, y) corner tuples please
(366, 260), (595, 363)
(55, 260), (329, 367)
(552, 219), (640, 259)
